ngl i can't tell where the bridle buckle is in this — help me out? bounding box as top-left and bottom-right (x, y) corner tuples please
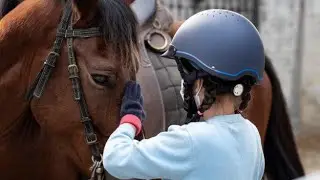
(68, 64), (79, 74)
(86, 133), (98, 145)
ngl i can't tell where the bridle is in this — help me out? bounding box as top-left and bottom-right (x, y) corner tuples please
(25, 1), (106, 179)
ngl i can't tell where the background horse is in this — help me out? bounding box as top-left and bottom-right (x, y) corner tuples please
(1, 0), (305, 180)
(0, 0), (139, 179)
(128, 1), (305, 179)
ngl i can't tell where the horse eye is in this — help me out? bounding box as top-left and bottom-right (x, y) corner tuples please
(91, 74), (115, 88)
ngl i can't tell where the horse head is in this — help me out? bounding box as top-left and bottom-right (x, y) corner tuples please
(0, 0), (139, 178)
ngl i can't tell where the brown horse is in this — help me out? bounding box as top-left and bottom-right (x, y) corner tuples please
(0, 0), (140, 179)
(0, 0), (305, 180)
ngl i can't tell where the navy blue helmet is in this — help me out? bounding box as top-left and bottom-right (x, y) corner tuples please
(162, 9), (265, 84)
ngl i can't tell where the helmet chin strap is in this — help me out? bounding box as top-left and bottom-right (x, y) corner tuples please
(175, 58), (208, 124)
(182, 71), (205, 124)
(194, 80), (203, 108)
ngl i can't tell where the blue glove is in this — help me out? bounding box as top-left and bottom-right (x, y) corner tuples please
(120, 81), (146, 123)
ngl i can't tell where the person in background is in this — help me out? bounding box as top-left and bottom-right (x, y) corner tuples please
(103, 9), (265, 180)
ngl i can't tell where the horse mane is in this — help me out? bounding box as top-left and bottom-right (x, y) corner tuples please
(0, 0), (21, 17)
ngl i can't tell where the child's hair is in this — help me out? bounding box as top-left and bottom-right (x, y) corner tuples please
(183, 74), (255, 121)
(177, 58), (256, 123)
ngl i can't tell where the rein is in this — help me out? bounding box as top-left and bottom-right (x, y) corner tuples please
(25, 1), (106, 179)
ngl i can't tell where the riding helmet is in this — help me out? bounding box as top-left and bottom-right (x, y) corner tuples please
(162, 9), (265, 84)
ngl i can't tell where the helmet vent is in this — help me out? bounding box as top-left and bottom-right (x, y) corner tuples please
(194, 10), (247, 27)
(196, 10), (241, 20)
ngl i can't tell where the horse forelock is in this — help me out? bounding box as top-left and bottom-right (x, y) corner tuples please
(96, 0), (140, 75)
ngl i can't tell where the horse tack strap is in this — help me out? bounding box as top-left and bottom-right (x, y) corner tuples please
(25, 1), (150, 179)
(65, 20), (102, 160)
(25, 1), (72, 99)
(25, 0), (103, 173)
(56, 28), (102, 38)
(25, 1), (102, 99)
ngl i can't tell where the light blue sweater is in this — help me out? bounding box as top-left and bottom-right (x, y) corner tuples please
(103, 114), (265, 180)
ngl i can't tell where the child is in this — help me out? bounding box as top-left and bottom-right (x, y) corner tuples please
(103, 9), (265, 180)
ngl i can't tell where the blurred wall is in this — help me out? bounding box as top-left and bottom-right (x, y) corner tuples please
(298, 0), (320, 173)
(260, 0), (320, 173)
(259, 0), (302, 130)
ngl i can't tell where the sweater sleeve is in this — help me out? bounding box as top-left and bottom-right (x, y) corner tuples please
(103, 123), (194, 180)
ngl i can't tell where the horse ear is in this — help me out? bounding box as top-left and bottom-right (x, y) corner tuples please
(71, 0), (98, 24)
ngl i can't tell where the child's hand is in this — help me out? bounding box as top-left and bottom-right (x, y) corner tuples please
(119, 81), (146, 135)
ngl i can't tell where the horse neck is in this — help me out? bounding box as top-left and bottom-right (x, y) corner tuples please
(0, 0), (60, 74)
(0, 0), (60, 136)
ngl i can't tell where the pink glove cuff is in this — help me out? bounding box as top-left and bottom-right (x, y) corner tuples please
(120, 114), (142, 136)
